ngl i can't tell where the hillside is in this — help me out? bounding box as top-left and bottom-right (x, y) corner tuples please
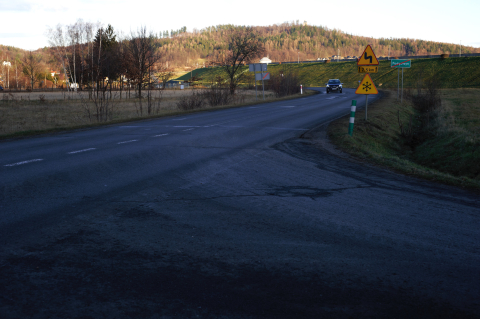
(1, 22), (480, 88)
(155, 23), (480, 68)
(175, 56), (480, 89)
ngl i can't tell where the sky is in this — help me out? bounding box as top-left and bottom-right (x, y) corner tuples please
(1, 0), (479, 51)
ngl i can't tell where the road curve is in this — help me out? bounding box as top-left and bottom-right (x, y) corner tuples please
(0, 88), (479, 318)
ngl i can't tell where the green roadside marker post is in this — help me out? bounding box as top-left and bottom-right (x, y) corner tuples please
(348, 100), (357, 136)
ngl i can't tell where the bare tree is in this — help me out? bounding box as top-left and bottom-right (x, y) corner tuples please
(124, 26), (162, 115)
(22, 52), (42, 90)
(218, 27), (265, 95)
(47, 20), (101, 91)
(156, 63), (175, 89)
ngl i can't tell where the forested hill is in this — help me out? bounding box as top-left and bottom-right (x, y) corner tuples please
(155, 23), (480, 68)
(1, 22), (479, 71)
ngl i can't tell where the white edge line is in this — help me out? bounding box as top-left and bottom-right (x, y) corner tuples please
(68, 148), (96, 154)
(117, 140), (138, 144)
(4, 159), (43, 167)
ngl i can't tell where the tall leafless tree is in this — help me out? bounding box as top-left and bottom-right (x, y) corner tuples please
(47, 20), (100, 91)
(21, 52), (42, 90)
(124, 27), (162, 114)
(219, 27), (265, 95)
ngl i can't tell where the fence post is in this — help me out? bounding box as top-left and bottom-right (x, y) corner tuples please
(348, 100), (357, 136)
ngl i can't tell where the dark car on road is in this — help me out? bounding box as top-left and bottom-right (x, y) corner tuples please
(0, 85), (4, 91)
(326, 79), (342, 94)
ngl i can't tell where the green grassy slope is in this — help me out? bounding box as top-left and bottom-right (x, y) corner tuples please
(175, 57), (480, 89)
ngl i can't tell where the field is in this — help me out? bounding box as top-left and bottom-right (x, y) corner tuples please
(176, 57), (480, 89)
(0, 88), (304, 138)
(327, 88), (480, 189)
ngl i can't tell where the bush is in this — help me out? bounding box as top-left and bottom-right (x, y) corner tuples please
(268, 72), (301, 97)
(176, 90), (205, 110)
(203, 83), (232, 106)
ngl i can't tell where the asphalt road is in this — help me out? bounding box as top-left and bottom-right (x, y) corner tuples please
(1, 88), (479, 318)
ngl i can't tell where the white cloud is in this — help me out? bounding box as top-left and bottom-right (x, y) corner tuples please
(0, 0), (479, 50)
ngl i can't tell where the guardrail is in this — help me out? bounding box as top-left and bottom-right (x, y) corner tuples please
(268, 53), (480, 65)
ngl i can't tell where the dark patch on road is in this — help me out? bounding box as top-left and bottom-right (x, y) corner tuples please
(1, 228), (473, 319)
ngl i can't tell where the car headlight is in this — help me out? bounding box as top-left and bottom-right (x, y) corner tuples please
(326, 85), (330, 87)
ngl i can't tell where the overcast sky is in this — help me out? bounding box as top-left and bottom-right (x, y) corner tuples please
(1, 0), (479, 52)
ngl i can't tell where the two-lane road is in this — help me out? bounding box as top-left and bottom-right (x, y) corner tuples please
(1, 88), (479, 318)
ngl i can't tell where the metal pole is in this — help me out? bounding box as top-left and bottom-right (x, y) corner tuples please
(365, 95), (368, 121)
(401, 68), (404, 103)
(254, 64), (257, 100)
(397, 68), (400, 101)
(261, 65), (265, 100)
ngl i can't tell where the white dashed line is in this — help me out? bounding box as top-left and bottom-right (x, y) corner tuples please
(267, 127), (307, 131)
(4, 159), (44, 167)
(280, 106), (296, 108)
(173, 118), (187, 121)
(183, 128), (195, 131)
(173, 125), (201, 128)
(153, 133), (169, 137)
(117, 140), (138, 144)
(68, 148), (96, 154)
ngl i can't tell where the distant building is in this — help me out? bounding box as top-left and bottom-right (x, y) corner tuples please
(259, 57), (272, 64)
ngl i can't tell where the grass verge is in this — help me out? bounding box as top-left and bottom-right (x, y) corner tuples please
(327, 89), (480, 190)
(0, 89), (316, 140)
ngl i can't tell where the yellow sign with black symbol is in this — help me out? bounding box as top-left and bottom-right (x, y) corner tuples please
(355, 73), (378, 94)
(357, 45), (379, 66)
(358, 66), (378, 73)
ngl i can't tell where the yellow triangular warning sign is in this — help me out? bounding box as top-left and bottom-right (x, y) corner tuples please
(355, 74), (378, 94)
(357, 45), (379, 66)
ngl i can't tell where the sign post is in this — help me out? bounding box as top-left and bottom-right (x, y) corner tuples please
(356, 45), (379, 120)
(249, 63), (268, 100)
(391, 59), (411, 103)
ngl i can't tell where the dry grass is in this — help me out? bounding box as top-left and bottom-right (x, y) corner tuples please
(0, 88), (290, 138)
(328, 89), (480, 189)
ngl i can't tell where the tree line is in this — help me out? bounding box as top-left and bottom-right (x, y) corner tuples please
(1, 21), (478, 92)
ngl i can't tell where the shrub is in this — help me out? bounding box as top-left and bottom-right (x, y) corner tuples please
(268, 72), (301, 97)
(176, 90), (205, 110)
(203, 83), (232, 106)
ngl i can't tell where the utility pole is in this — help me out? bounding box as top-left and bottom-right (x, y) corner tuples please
(460, 40), (462, 57)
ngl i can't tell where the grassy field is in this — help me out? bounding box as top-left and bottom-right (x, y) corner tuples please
(327, 89), (480, 190)
(0, 88), (313, 138)
(176, 57), (480, 89)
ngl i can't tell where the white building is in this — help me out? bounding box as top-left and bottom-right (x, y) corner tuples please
(259, 57), (272, 64)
